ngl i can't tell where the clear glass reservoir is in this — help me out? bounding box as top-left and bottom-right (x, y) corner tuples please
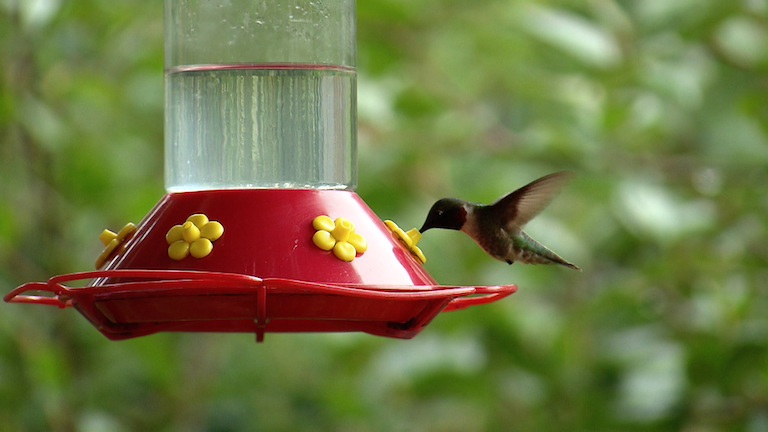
(164, 0), (356, 191)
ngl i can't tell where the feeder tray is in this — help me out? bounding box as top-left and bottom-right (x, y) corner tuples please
(6, 189), (516, 342)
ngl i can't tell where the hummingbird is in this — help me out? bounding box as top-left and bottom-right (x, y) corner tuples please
(419, 171), (580, 270)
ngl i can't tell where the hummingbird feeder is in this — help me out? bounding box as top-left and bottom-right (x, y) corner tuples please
(5, 0), (516, 342)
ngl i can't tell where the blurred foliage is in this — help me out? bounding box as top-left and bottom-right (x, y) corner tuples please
(2, 0), (768, 431)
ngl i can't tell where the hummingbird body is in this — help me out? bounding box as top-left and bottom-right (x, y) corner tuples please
(419, 172), (580, 270)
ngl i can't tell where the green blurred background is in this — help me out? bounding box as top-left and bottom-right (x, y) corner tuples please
(2, 0), (768, 430)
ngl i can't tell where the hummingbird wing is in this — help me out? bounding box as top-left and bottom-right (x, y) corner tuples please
(491, 171), (573, 231)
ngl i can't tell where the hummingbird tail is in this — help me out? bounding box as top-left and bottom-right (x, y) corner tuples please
(514, 231), (581, 271)
(555, 257), (581, 271)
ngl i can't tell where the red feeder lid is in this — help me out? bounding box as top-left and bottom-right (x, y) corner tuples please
(5, 189), (516, 342)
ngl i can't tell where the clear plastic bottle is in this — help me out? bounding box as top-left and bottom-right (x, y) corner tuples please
(164, 0), (356, 191)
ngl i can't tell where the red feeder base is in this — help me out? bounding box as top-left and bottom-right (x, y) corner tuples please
(5, 189), (516, 342)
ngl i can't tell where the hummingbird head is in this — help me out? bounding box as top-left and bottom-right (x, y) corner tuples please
(420, 198), (468, 233)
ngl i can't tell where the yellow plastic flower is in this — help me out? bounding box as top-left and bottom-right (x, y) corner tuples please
(312, 215), (367, 262)
(166, 213), (224, 261)
(95, 222), (137, 269)
(384, 220), (426, 264)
